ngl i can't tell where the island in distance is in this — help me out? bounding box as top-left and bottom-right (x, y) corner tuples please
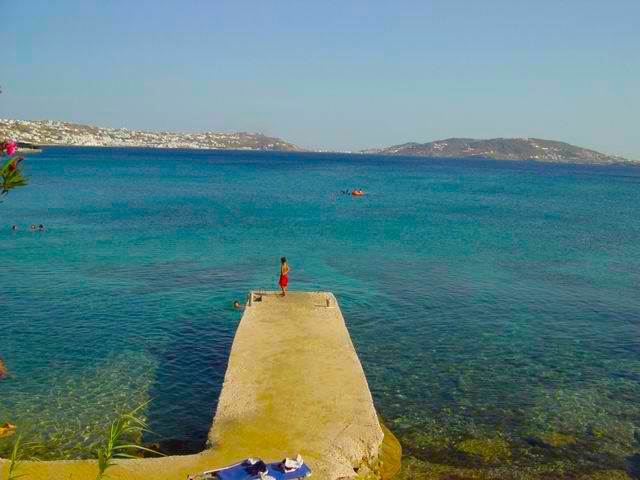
(366, 137), (634, 165)
(1, 118), (636, 165)
(0, 118), (302, 152)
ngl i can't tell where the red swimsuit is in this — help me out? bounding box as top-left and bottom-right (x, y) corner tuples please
(279, 274), (288, 287)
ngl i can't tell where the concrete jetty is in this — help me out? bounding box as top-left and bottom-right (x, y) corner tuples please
(1, 291), (400, 480)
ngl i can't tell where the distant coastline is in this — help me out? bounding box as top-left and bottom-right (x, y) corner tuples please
(0, 118), (302, 152)
(365, 137), (635, 166)
(2, 118), (637, 165)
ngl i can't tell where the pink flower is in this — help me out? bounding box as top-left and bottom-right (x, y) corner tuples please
(1, 141), (17, 156)
(5, 142), (17, 156)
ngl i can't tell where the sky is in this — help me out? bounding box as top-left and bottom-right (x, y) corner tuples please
(1, 0), (639, 158)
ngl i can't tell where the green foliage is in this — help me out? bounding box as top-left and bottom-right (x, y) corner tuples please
(95, 402), (162, 480)
(8, 435), (27, 480)
(1, 156), (28, 197)
(8, 434), (24, 480)
(6, 434), (44, 480)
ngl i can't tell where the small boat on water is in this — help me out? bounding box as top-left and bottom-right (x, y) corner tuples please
(351, 190), (364, 196)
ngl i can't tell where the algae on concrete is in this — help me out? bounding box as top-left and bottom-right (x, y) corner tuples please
(355, 420), (401, 479)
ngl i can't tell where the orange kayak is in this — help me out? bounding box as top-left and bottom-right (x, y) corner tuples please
(352, 190), (364, 196)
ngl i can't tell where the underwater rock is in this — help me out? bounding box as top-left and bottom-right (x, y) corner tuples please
(141, 442), (162, 457)
(581, 470), (631, 480)
(403, 431), (449, 450)
(455, 437), (510, 463)
(395, 456), (493, 480)
(141, 438), (203, 456)
(533, 432), (578, 448)
(590, 426), (607, 439)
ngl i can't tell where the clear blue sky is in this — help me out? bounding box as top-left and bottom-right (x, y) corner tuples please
(1, 1), (639, 158)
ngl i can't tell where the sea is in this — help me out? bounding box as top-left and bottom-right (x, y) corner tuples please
(1, 147), (639, 478)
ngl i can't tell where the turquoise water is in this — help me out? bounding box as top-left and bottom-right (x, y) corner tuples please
(1, 148), (639, 476)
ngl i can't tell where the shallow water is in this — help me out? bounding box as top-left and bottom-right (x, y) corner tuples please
(1, 148), (639, 476)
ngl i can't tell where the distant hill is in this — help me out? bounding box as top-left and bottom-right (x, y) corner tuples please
(0, 119), (303, 152)
(369, 138), (632, 165)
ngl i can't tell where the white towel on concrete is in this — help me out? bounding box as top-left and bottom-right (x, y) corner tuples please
(283, 454), (304, 472)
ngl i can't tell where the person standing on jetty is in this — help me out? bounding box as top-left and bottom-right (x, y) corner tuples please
(279, 257), (289, 297)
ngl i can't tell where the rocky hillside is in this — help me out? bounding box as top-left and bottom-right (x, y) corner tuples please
(372, 138), (630, 164)
(0, 119), (302, 152)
